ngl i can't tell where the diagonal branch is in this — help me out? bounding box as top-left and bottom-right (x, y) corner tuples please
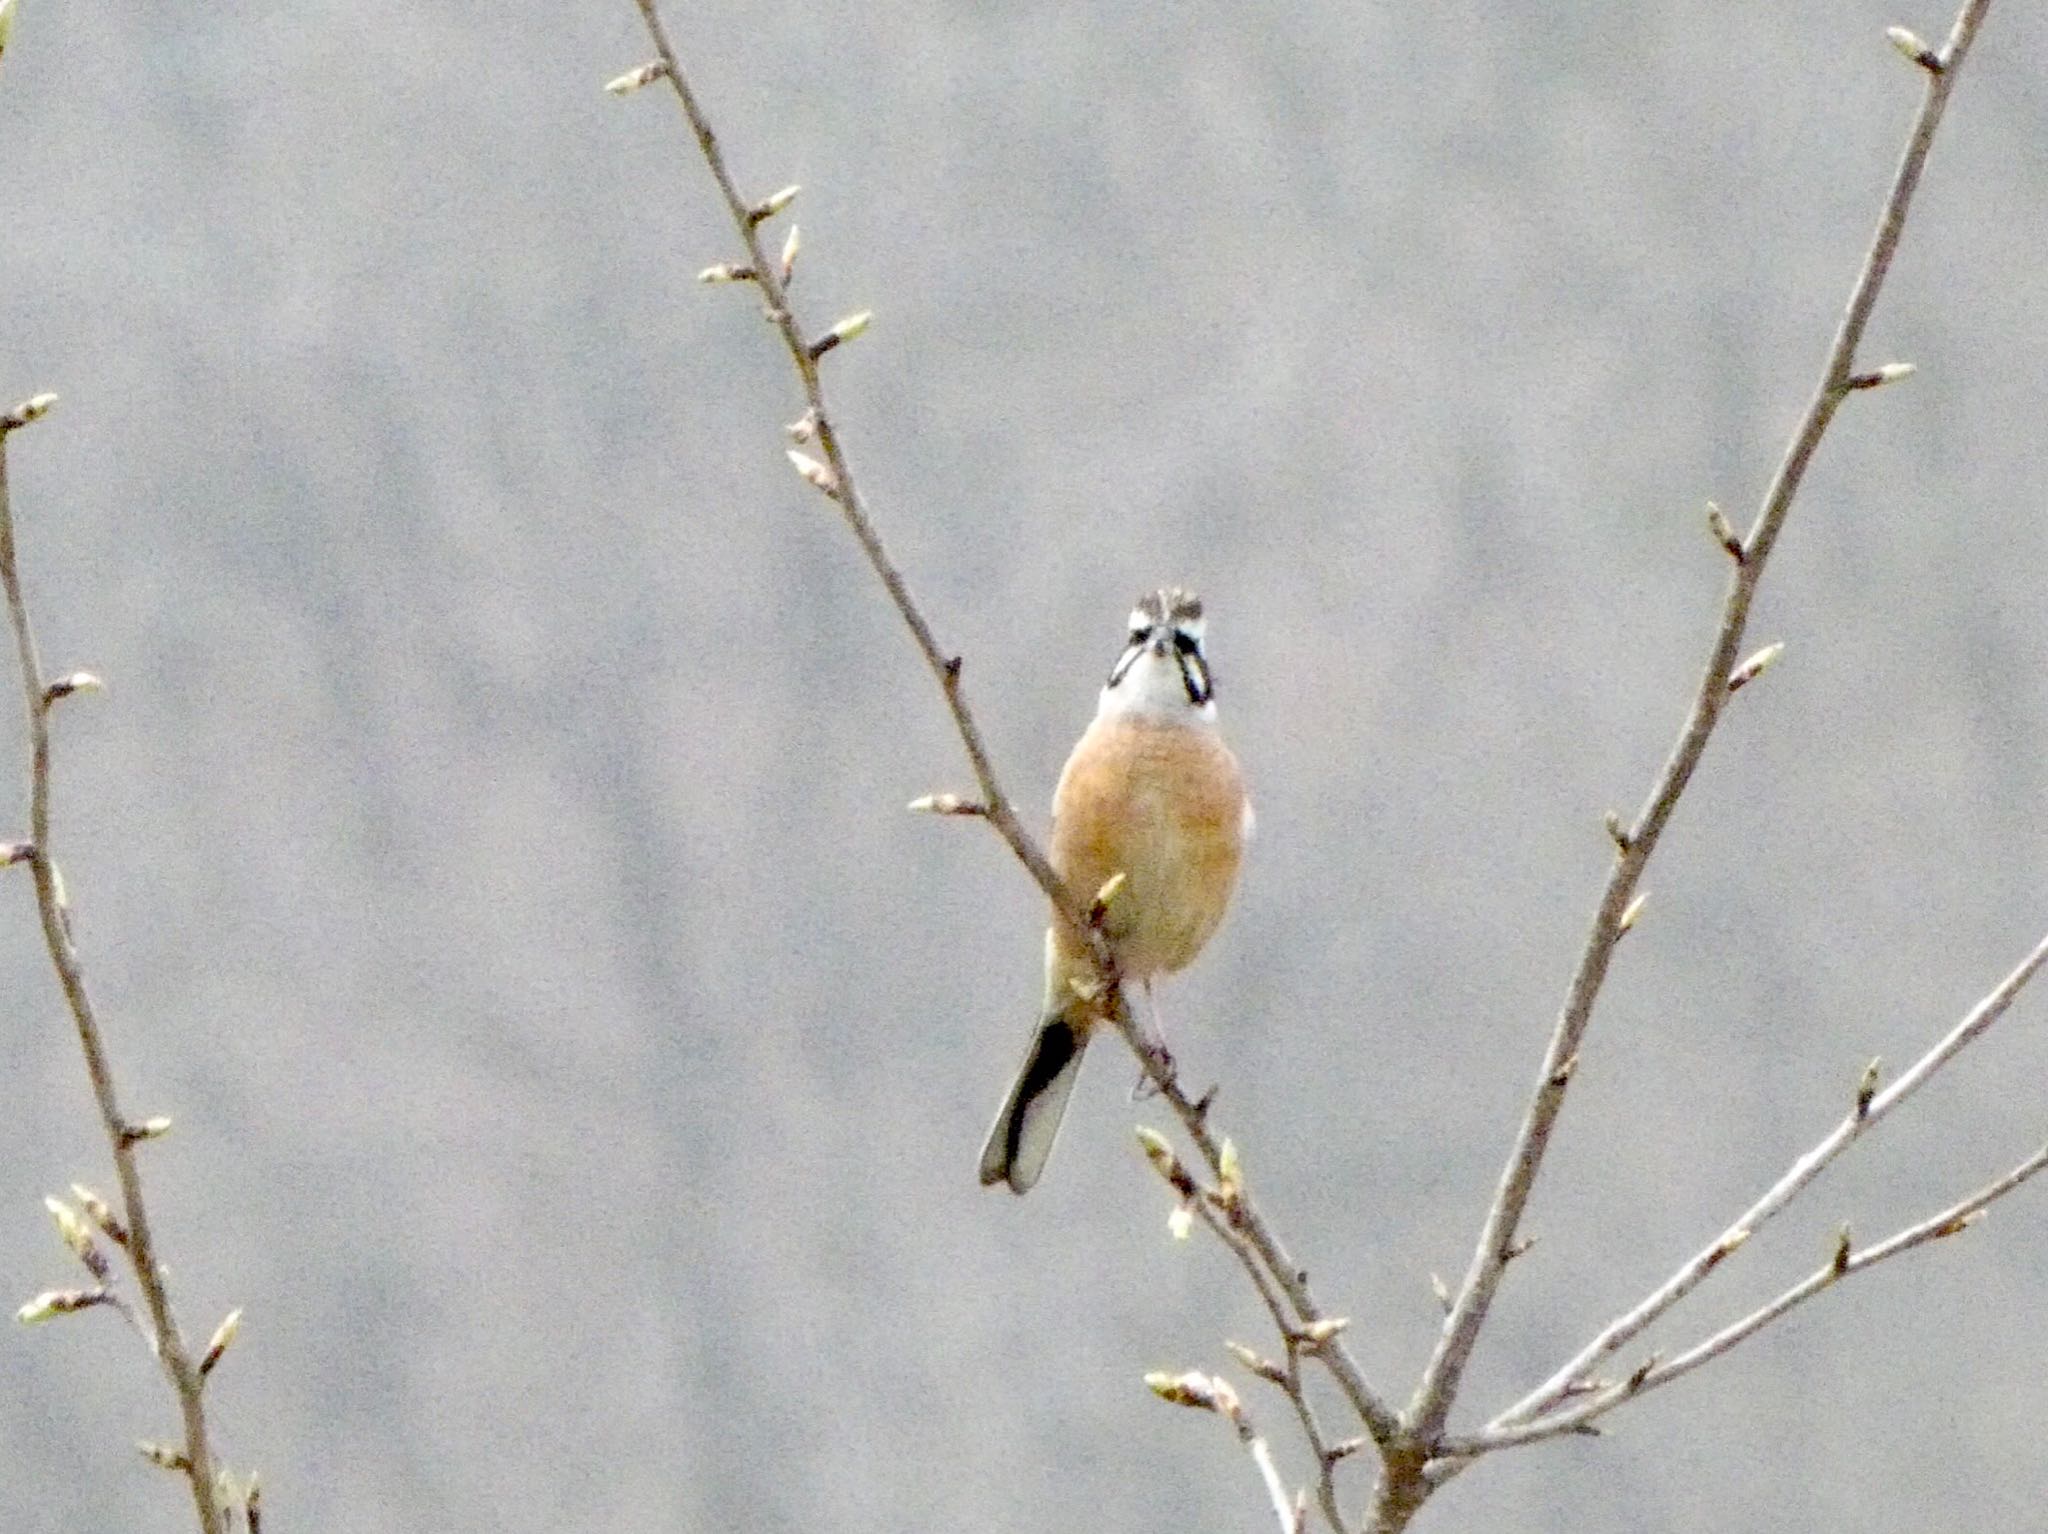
(623, 0), (1063, 914)
(1, 396), (226, 1534)
(1491, 924), (2048, 1432)
(616, 0), (1407, 1455)
(1405, 0), (1996, 1449)
(1441, 1138), (2048, 1458)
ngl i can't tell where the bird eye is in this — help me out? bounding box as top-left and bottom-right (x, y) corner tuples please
(1128, 629), (1149, 647)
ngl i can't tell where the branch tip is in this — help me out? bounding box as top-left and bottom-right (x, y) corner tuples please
(1603, 809), (1631, 852)
(1726, 640), (1785, 694)
(43, 670), (104, 706)
(138, 1440), (193, 1473)
(696, 262), (756, 285)
(746, 183), (801, 226)
(70, 1182), (128, 1245)
(1847, 361), (1917, 390)
(784, 449), (841, 499)
(1295, 1315), (1349, 1350)
(1855, 1055), (1882, 1119)
(0, 839), (33, 866)
(602, 58), (669, 95)
(1885, 25), (1945, 72)
(120, 1115), (173, 1145)
(1625, 1352), (1660, 1392)
(1, 393), (58, 432)
(1146, 1369), (1228, 1413)
(1704, 501), (1745, 562)
(16, 1286), (107, 1323)
(44, 1195), (110, 1280)
(1089, 870), (1128, 925)
(1831, 1223), (1854, 1277)
(808, 310), (873, 361)
(1617, 890), (1648, 936)
(778, 223), (801, 284)
(1226, 1339), (1288, 1385)
(199, 1307), (243, 1377)
(1430, 1271), (1452, 1314)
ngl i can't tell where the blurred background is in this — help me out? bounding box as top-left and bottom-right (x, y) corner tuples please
(3, 0), (2047, 1529)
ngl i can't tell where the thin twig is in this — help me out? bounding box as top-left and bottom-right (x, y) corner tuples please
(1148, 1371), (1301, 1534)
(1441, 1139), (2048, 1457)
(1491, 926), (2048, 1432)
(1196, 1202), (1351, 1532)
(620, 0), (1405, 1456)
(1406, 0), (1995, 1459)
(624, 0), (1063, 913)
(0, 399), (225, 1534)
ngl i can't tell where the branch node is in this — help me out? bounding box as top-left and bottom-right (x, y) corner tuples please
(1831, 1223), (1853, 1277)
(1625, 1352), (1660, 1392)
(1930, 1209), (1984, 1240)
(1326, 1437), (1368, 1464)
(1548, 1051), (1579, 1089)
(0, 839), (34, 866)
(942, 654), (963, 681)
(1430, 1270), (1452, 1314)
(785, 409), (818, 443)
(695, 262), (757, 285)
(1504, 1234), (1536, 1262)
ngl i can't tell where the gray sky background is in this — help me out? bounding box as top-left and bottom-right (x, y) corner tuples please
(3, 1), (2048, 1530)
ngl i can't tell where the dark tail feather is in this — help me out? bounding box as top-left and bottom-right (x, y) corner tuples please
(977, 1016), (1089, 1194)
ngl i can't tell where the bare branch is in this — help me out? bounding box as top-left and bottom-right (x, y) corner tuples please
(620, 0), (1406, 1459)
(1146, 1370), (1302, 1534)
(0, 401), (227, 1533)
(1444, 1141), (2048, 1457)
(1406, 0), (1996, 1450)
(1493, 926), (2048, 1432)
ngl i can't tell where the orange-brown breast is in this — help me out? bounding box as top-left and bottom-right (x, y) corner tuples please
(1047, 714), (1247, 999)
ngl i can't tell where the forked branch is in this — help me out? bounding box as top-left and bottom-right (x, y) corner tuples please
(1405, 0), (1999, 1458)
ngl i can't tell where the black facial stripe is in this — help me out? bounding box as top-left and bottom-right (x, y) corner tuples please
(1107, 643), (1142, 689)
(1178, 650), (1212, 705)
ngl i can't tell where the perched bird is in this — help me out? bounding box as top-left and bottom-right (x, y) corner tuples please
(978, 588), (1250, 1194)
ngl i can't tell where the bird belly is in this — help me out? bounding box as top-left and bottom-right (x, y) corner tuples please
(1049, 718), (1246, 985)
